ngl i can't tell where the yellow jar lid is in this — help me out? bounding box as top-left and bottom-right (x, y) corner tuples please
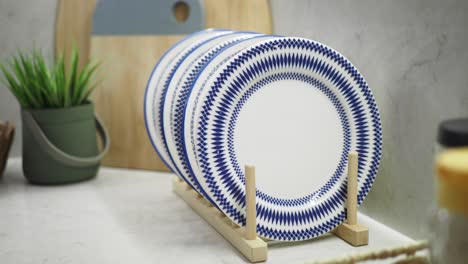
(436, 148), (468, 216)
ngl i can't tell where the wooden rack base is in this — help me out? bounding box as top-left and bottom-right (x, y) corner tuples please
(173, 177), (268, 262)
(172, 151), (368, 263)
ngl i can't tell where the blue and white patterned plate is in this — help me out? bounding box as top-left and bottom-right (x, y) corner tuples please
(184, 37), (382, 241)
(144, 29), (232, 173)
(179, 34), (279, 203)
(161, 31), (262, 190)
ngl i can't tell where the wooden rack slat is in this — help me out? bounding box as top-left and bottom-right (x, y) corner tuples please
(172, 152), (368, 262)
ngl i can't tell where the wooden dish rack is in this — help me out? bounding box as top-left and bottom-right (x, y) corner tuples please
(173, 151), (430, 263)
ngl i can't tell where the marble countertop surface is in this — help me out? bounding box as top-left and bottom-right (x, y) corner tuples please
(0, 158), (418, 264)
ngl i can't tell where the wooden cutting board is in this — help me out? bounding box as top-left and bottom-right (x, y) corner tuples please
(55, 0), (272, 171)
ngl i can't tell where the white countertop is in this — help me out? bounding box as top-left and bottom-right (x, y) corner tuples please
(0, 158), (418, 264)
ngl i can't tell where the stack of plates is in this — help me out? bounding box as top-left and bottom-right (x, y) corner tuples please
(144, 29), (382, 241)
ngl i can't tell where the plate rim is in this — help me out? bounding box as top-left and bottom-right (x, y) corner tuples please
(185, 37), (383, 241)
(143, 28), (230, 173)
(163, 33), (269, 193)
(180, 35), (283, 204)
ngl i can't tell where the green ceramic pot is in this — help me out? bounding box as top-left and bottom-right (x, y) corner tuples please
(21, 103), (109, 185)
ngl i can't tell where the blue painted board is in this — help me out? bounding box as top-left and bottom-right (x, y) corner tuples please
(93, 0), (204, 35)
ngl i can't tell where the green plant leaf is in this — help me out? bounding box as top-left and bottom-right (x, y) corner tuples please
(55, 55), (67, 107)
(0, 48), (101, 109)
(33, 51), (57, 107)
(78, 79), (101, 104)
(18, 52), (48, 108)
(67, 47), (79, 106)
(74, 61), (100, 104)
(0, 63), (29, 108)
(14, 57), (43, 108)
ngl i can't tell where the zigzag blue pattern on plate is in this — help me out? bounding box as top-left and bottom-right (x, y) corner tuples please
(195, 38), (382, 241)
(198, 74), (349, 234)
(226, 73), (349, 207)
(182, 36), (279, 206)
(145, 29), (230, 174)
(170, 36), (256, 193)
(158, 33), (232, 185)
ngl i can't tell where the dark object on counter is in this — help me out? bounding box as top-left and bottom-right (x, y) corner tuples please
(437, 118), (468, 148)
(0, 121), (15, 177)
(21, 103), (109, 185)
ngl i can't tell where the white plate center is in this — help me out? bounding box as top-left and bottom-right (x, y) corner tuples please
(234, 78), (344, 199)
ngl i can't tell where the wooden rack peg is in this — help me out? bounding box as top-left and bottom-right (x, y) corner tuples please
(172, 165), (267, 263)
(332, 151), (369, 246)
(245, 165), (257, 240)
(173, 150), (369, 263)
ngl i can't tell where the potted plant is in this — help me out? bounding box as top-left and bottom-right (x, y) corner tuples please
(0, 49), (109, 185)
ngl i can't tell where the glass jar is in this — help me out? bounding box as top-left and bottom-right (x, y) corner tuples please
(430, 148), (468, 264)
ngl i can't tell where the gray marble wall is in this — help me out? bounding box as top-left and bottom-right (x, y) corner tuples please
(1, 0), (468, 239)
(0, 0), (57, 156)
(270, 0), (468, 239)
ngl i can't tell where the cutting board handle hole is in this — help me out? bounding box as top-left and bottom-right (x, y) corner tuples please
(173, 1), (190, 23)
